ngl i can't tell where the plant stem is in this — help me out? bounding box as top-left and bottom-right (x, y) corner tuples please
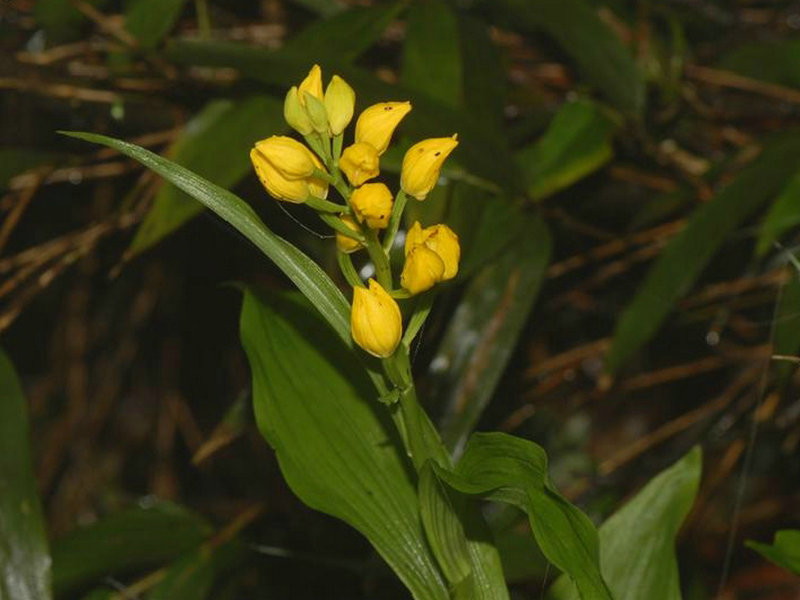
(364, 229), (392, 290)
(383, 190), (408, 253)
(319, 214), (364, 241)
(337, 251), (363, 288)
(305, 195), (348, 213)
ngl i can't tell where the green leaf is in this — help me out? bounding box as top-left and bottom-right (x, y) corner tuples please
(607, 133), (800, 373)
(147, 541), (243, 600)
(62, 131), (352, 347)
(485, 0), (644, 116)
(718, 40), (800, 89)
(34, 0), (112, 43)
(0, 349), (52, 600)
(756, 170), (800, 257)
(459, 16), (506, 130)
(434, 432), (612, 600)
(285, 2), (405, 62)
(433, 213), (552, 454)
(127, 96), (283, 258)
(51, 501), (211, 595)
(163, 40), (524, 193)
(240, 290), (449, 600)
(402, 0), (462, 107)
(548, 447), (702, 600)
(517, 99), (616, 201)
(746, 530), (800, 576)
(125, 0), (188, 49)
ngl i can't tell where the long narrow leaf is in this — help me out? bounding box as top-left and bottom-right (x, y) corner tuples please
(0, 349), (52, 600)
(62, 131), (352, 346)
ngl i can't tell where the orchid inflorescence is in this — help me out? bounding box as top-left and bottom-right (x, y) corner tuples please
(249, 64), (460, 359)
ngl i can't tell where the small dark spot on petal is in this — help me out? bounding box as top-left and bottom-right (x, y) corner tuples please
(434, 151), (441, 156)
(418, 148), (424, 153)
(384, 106), (392, 111)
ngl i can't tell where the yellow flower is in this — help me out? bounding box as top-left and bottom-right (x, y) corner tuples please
(351, 279), (402, 358)
(324, 75), (355, 136)
(339, 142), (380, 187)
(350, 183), (393, 229)
(250, 139), (328, 203)
(336, 215), (363, 254)
(298, 64), (323, 107)
(401, 222), (461, 293)
(400, 245), (445, 295)
(254, 136), (318, 179)
(400, 135), (459, 200)
(355, 102), (412, 155)
(417, 224), (460, 280)
(284, 87), (313, 136)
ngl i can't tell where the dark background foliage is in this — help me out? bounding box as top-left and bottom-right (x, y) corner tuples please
(1, 0), (799, 598)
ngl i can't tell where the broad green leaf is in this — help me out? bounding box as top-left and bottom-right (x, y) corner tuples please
(434, 432), (612, 600)
(286, 0), (345, 17)
(148, 541), (243, 600)
(51, 501), (211, 595)
(432, 213), (552, 454)
(127, 96), (283, 258)
(459, 16), (506, 130)
(0, 349), (52, 600)
(163, 41), (524, 193)
(285, 2), (405, 62)
(240, 290), (449, 600)
(548, 447), (702, 600)
(517, 99), (616, 201)
(756, 170), (800, 256)
(403, 0), (462, 107)
(34, 0), (112, 43)
(493, 527), (548, 584)
(774, 276), (800, 384)
(62, 131), (352, 347)
(746, 530), (800, 576)
(607, 133), (800, 373)
(485, 0), (644, 116)
(718, 40), (800, 89)
(418, 463), (473, 595)
(125, 0), (188, 49)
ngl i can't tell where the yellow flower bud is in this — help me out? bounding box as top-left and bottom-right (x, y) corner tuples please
(284, 87), (313, 135)
(324, 75), (355, 136)
(419, 224), (460, 280)
(351, 279), (402, 358)
(350, 183), (393, 229)
(250, 148), (309, 203)
(339, 142), (380, 187)
(400, 245), (445, 295)
(303, 92), (330, 136)
(403, 221), (461, 284)
(298, 64), (323, 107)
(254, 136), (318, 179)
(355, 102), (412, 155)
(400, 135), (459, 200)
(336, 215), (363, 254)
(250, 139), (329, 203)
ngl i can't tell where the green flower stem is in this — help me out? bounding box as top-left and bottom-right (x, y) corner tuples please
(319, 214), (365, 242)
(364, 228), (392, 290)
(402, 293), (434, 346)
(337, 251), (363, 288)
(389, 289), (413, 299)
(305, 195), (348, 213)
(333, 133), (344, 164)
(383, 349), (450, 471)
(382, 190), (409, 253)
(332, 174), (352, 204)
(303, 133), (327, 163)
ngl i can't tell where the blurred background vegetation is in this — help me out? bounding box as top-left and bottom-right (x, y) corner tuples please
(1, 0), (800, 598)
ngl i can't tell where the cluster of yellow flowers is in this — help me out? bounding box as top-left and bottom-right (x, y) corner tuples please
(250, 65), (460, 359)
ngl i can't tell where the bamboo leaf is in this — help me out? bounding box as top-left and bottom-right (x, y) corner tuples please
(484, 0), (644, 116)
(240, 290), (449, 600)
(718, 40), (800, 89)
(147, 541), (243, 600)
(746, 530), (800, 576)
(433, 213), (552, 455)
(125, 0), (188, 49)
(517, 99), (616, 201)
(756, 170), (800, 257)
(0, 349), (52, 600)
(548, 447), (702, 600)
(51, 501), (211, 595)
(607, 133), (800, 373)
(127, 96), (283, 258)
(433, 432), (612, 600)
(61, 131), (352, 347)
